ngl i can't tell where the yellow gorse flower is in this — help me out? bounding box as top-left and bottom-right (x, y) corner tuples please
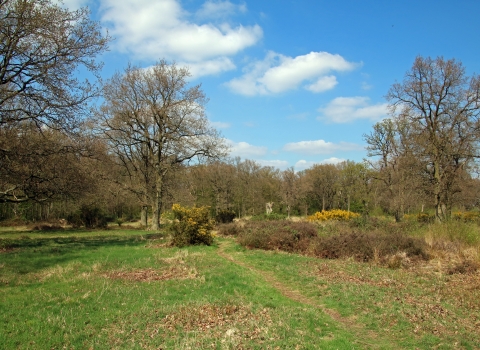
(308, 209), (360, 222)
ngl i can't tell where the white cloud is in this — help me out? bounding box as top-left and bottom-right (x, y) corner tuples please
(225, 51), (357, 95)
(180, 57), (236, 78)
(318, 96), (388, 123)
(196, 0), (247, 20)
(295, 157), (345, 171)
(305, 75), (338, 93)
(226, 140), (268, 157)
(283, 140), (360, 155)
(100, 0), (262, 63)
(257, 159), (289, 169)
(210, 121), (231, 129)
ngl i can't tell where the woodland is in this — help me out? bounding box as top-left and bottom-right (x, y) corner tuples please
(2, 0), (480, 228)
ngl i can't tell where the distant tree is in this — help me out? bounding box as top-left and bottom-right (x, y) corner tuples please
(101, 61), (227, 230)
(386, 56), (480, 220)
(365, 118), (424, 221)
(281, 167), (298, 218)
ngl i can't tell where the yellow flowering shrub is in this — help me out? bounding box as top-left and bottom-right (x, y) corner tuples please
(307, 209), (360, 222)
(453, 211), (480, 222)
(170, 204), (215, 247)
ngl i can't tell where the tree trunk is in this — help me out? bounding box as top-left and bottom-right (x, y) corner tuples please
(141, 205), (148, 227)
(151, 198), (161, 230)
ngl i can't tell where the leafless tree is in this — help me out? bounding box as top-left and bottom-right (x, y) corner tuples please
(387, 56), (480, 220)
(0, 0), (109, 203)
(0, 0), (108, 129)
(101, 61), (227, 230)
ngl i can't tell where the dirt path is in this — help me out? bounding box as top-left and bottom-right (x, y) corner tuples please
(216, 239), (383, 348)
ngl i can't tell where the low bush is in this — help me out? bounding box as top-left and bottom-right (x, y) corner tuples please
(67, 205), (108, 229)
(237, 221), (318, 253)
(312, 231), (429, 263)
(216, 209), (236, 224)
(216, 222), (241, 236)
(447, 260), (479, 275)
(250, 213), (288, 221)
(169, 204), (215, 247)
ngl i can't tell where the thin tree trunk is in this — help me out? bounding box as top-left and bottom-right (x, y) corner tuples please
(141, 205), (148, 227)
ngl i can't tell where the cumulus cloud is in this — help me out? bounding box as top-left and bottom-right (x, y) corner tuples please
(180, 57), (236, 78)
(196, 0), (247, 20)
(257, 159), (289, 169)
(295, 157), (345, 171)
(318, 96), (388, 123)
(226, 140), (268, 158)
(225, 51), (357, 95)
(100, 0), (262, 64)
(305, 75), (338, 93)
(283, 140), (360, 155)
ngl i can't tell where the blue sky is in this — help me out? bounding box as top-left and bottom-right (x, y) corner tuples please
(64, 0), (480, 171)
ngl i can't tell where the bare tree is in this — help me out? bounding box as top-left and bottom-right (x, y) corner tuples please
(0, 0), (109, 203)
(387, 56), (480, 220)
(101, 61), (227, 230)
(365, 118), (424, 221)
(0, 0), (108, 129)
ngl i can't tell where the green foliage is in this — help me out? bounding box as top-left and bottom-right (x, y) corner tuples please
(215, 209), (236, 223)
(169, 204), (215, 247)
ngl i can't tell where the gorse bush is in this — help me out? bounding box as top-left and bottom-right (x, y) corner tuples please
(169, 204), (215, 247)
(453, 211), (480, 223)
(308, 209), (360, 222)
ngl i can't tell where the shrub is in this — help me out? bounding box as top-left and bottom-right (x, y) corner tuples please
(311, 231), (429, 263)
(250, 213), (287, 221)
(308, 209), (360, 222)
(216, 209), (236, 224)
(67, 205), (108, 229)
(237, 221), (318, 253)
(216, 222), (241, 236)
(169, 204), (215, 247)
(453, 211), (480, 223)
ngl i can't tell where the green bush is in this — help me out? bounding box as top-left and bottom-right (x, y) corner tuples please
(169, 204), (215, 247)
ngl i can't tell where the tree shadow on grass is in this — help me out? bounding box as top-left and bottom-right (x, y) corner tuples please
(0, 232), (168, 276)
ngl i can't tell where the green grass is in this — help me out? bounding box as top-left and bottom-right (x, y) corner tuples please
(1, 229), (479, 349)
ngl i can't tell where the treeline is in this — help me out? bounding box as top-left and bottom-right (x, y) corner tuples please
(2, 1), (480, 228)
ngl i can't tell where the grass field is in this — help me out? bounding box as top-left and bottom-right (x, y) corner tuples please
(1, 227), (479, 349)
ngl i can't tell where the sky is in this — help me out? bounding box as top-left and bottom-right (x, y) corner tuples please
(62, 0), (480, 171)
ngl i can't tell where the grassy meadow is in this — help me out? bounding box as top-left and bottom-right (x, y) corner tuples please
(1, 220), (480, 349)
